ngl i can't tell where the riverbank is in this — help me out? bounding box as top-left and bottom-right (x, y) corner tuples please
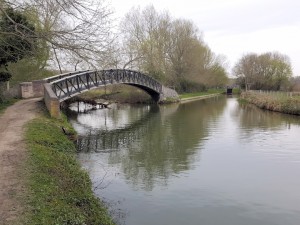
(180, 90), (225, 103)
(240, 91), (300, 115)
(78, 85), (152, 104)
(74, 86), (226, 105)
(24, 104), (115, 225)
(180, 93), (223, 103)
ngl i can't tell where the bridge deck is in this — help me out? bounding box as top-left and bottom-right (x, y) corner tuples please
(42, 69), (178, 117)
(49, 69), (162, 102)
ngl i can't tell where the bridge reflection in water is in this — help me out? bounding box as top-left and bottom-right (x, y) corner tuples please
(66, 97), (300, 225)
(66, 96), (227, 191)
(75, 105), (162, 153)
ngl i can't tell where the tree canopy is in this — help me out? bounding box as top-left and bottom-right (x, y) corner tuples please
(118, 5), (228, 92)
(233, 52), (292, 91)
(1, 0), (115, 74)
(0, 6), (36, 82)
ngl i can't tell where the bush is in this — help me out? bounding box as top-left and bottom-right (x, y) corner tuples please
(176, 79), (207, 93)
(0, 71), (12, 82)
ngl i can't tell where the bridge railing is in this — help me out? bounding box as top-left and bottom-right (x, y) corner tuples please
(50, 69), (163, 101)
(44, 70), (90, 83)
(248, 90), (299, 97)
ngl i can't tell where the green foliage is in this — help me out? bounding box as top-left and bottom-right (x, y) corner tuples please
(159, 96), (180, 103)
(0, 7), (35, 69)
(177, 78), (207, 93)
(205, 62), (228, 87)
(8, 61), (54, 86)
(233, 52), (292, 91)
(78, 85), (152, 104)
(0, 5), (52, 85)
(0, 71), (11, 82)
(121, 6), (228, 92)
(232, 88), (241, 95)
(25, 110), (115, 225)
(179, 89), (224, 99)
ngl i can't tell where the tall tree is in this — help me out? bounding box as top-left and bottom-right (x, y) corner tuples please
(120, 5), (228, 92)
(0, 7), (35, 68)
(0, 5), (37, 101)
(120, 5), (171, 81)
(0, 6), (36, 81)
(233, 52), (292, 90)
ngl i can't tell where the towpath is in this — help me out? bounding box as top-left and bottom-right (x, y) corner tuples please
(0, 98), (40, 225)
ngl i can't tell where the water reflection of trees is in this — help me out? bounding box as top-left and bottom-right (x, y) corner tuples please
(76, 96), (227, 191)
(235, 102), (300, 132)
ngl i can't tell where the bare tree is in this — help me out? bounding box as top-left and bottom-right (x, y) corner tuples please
(120, 5), (228, 91)
(1, 0), (116, 72)
(120, 5), (171, 80)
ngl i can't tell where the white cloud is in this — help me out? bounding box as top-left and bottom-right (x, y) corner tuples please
(110, 0), (300, 75)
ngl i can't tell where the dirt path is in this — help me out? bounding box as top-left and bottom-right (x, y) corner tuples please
(0, 98), (41, 225)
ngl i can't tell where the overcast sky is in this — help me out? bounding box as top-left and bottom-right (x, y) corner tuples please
(110, 0), (300, 76)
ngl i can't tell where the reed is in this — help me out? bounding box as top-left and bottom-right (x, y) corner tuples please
(240, 91), (300, 115)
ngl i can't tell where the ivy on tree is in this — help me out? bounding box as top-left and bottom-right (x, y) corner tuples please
(0, 7), (35, 82)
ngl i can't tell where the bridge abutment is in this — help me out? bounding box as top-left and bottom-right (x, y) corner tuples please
(44, 83), (61, 118)
(158, 86), (180, 103)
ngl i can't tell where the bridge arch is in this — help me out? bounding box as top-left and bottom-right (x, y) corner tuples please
(43, 69), (179, 117)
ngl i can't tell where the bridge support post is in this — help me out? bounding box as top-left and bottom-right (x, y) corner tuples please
(44, 83), (61, 118)
(158, 86), (180, 103)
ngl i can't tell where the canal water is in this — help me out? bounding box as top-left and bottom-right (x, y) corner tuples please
(66, 96), (300, 225)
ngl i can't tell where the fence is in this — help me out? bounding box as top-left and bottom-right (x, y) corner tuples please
(249, 90), (300, 97)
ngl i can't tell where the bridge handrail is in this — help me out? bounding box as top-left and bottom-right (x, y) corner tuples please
(48, 69), (167, 103)
(44, 70), (90, 83)
(49, 69), (162, 84)
(50, 69), (162, 88)
(49, 70), (95, 84)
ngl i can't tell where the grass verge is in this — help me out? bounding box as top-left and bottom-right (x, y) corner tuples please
(179, 89), (225, 99)
(240, 91), (300, 115)
(25, 107), (114, 225)
(78, 85), (152, 103)
(232, 88), (241, 95)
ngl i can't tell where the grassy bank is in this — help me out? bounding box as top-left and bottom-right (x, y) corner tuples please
(179, 89), (225, 99)
(179, 89), (225, 101)
(78, 85), (152, 103)
(25, 107), (114, 225)
(232, 88), (241, 95)
(70, 86), (225, 104)
(240, 91), (300, 115)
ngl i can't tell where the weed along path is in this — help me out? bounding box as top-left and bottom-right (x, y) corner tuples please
(0, 98), (40, 225)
